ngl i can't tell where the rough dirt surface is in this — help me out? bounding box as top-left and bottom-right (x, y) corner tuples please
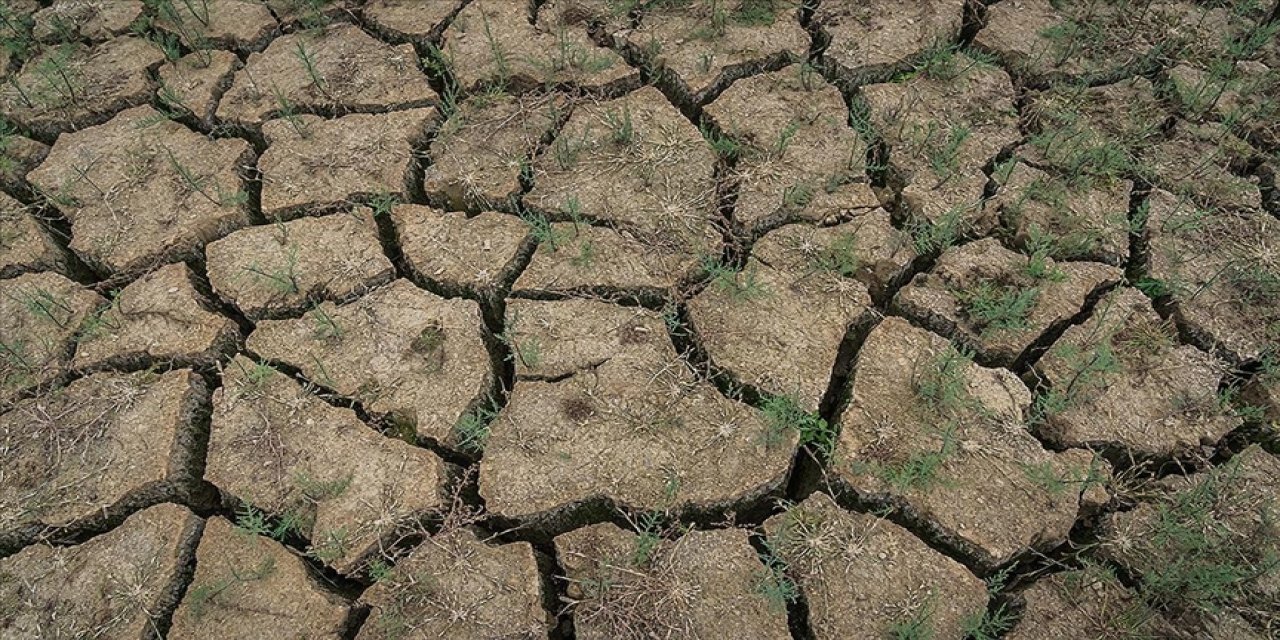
(2, 1), (1279, 638)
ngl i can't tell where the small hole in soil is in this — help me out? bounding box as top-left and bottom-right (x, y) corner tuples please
(617, 321), (653, 345)
(411, 322), (447, 371)
(562, 396), (595, 422)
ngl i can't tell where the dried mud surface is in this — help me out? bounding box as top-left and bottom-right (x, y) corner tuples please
(2, 1), (1279, 638)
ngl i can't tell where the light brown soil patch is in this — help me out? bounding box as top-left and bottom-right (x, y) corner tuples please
(0, 36), (164, 138)
(157, 50), (241, 128)
(0, 368), (206, 534)
(362, 0), (462, 43)
(0, 270), (104, 400)
(441, 0), (635, 93)
(1142, 120), (1261, 211)
(763, 491), (988, 639)
(216, 23), (435, 127)
(208, 354), (450, 574)
(1006, 566), (1177, 639)
(28, 105), (254, 275)
(1035, 287), (1239, 457)
(205, 208), (393, 319)
(245, 279), (492, 448)
(556, 522), (790, 639)
(704, 65), (867, 231)
(72, 262), (240, 371)
(357, 528), (549, 639)
(894, 237), (1122, 366)
(511, 221), (703, 298)
(169, 516), (350, 639)
(834, 317), (1099, 567)
(424, 92), (565, 212)
(0, 191), (68, 278)
(988, 161), (1131, 266)
(31, 1), (143, 43)
(156, 0), (279, 52)
(393, 205), (530, 294)
(258, 107), (437, 219)
(815, 0), (964, 79)
(0, 503), (202, 639)
(481, 298), (797, 521)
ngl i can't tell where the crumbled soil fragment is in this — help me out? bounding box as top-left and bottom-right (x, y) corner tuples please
(258, 107), (437, 219)
(0, 36), (164, 138)
(357, 528), (548, 640)
(0, 191), (68, 278)
(511, 221), (702, 297)
(688, 255), (872, 413)
(1142, 120), (1260, 211)
(527, 86), (721, 260)
(31, 0), (143, 43)
(170, 516), (350, 639)
(1098, 446), (1280, 629)
(424, 92), (566, 212)
(862, 54), (1019, 229)
(157, 50), (241, 127)
(217, 23), (435, 127)
(815, 0), (964, 80)
(362, 0), (463, 43)
(834, 317), (1098, 567)
(1145, 188), (1280, 361)
(893, 237), (1122, 366)
(0, 503), (202, 639)
(0, 270), (103, 399)
(246, 279), (492, 448)
(27, 105), (254, 275)
(704, 65), (867, 231)
(0, 369), (206, 534)
(393, 205), (529, 293)
(1035, 287), (1239, 458)
(204, 208), (393, 319)
(763, 491), (988, 639)
(750, 207), (917, 301)
(1006, 566), (1177, 639)
(442, 0), (635, 93)
(482, 298), (796, 521)
(264, 0), (357, 26)
(72, 262), (239, 371)
(208, 354), (450, 574)
(556, 522), (790, 639)
(156, 0), (279, 52)
(1242, 372), (1279, 423)
(0, 133), (49, 193)
(627, 0), (808, 104)
(988, 161), (1130, 266)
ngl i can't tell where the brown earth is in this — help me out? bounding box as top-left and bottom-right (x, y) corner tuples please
(217, 23), (435, 128)
(205, 207), (393, 319)
(556, 522), (790, 638)
(510, 221), (703, 299)
(28, 105), (254, 275)
(1033, 287), (1240, 458)
(894, 237), (1122, 366)
(157, 50), (241, 128)
(0, 270), (104, 400)
(362, 0), (461, 44)
(423, 92), (565, 212)
(258, 107), (437, 219)
(763, 491), (988, 639)
(0, 190), (68, 278)
(704, 64), (868, 231)
(1006, 565), (1179, 639)
(31, 1), (142, 44)
(357, 528), (548, 639)
(0, 133), (48, 195)
(626, 0), (808, 105)
(207, 354), (450, 574)
(816, 0), (964, 80)
(441, 0), (635, 94)
(156, 0), (279, 52)
(481, 298), (797, 523)
(1145, 188), (1280, 361)
(169, 516), (350, 639)
(245, 279), (492, 448)
(0, 369), (206, 539)
(834, 316), (1100, 567)
(0, 36), (163, 138)
(72, 262), (240, 372)
(392, 204), (531, 294)
(0, 503), (202, 639)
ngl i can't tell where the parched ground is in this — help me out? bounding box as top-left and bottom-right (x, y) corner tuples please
(2, 1), (1279, 638)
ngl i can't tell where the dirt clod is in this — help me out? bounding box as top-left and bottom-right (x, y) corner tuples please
(0, 270), (104, 400)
